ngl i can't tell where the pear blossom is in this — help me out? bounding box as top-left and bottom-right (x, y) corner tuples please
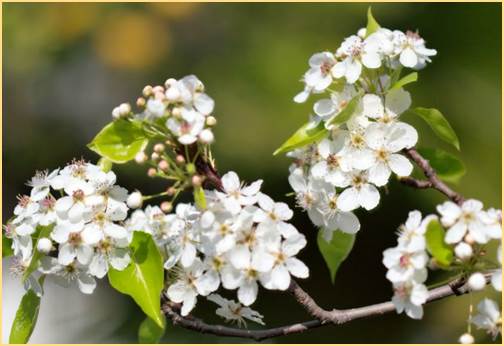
(437, 200), (488, 244)
(471, 298), (502, 338)
(259, 233), (309, 290)
(166, 107), (206, 145)
(207, 293), (265, 326)
(336, 171), (380, 212)
(294, 52), (336, 103)
(40, 257), (97, 294)
(391, 280), (428, 319)
(392, 30), (437, 69)
(88, 237), (131, 278)
(362, 89), (411, 124)
(310, 136), (352, 186)
(216, 171), (263, 215)
(491, 244), (501, 292)
(27, 169), (59, 201)
(332, 35), (382, 84)
(51, 221), (95, 265)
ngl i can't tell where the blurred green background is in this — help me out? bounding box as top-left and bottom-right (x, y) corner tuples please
(2, 2), (501, 343)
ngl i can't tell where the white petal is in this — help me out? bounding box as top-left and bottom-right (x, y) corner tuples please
(362, 94), (384, 119)
(77, 273), (97, 294)
(361, 51), (381, 69)
(194, 93), (215, 115)
(385, 88), (411, 116)
(345, 59), (362, 84)
(76, 245), (94, 265)
(271, 265), (291, 290)
(368, 162), (391, 187)
(358, 184), (380, 210)
(180, 243), (197, 267)
(238, 281), (258, 306)
(58, 244), (76, 265)
(388, 154), (413, 177)
(221, 171), (240, 193)
(89, 254), (108, 279)
(314, 99), (336, 117)
(445, 221), (467, 244)
(286, 258), (309, 279)
(399, 47), (418, 68)
(337, 212), (360, 234)
(229, 245), (250, 269)
(337, 187), (360, 212)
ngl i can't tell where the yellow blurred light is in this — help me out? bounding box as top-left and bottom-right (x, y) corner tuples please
(45, 3), (99, 42)
(148, 2), (199, 20)
(94, 12), (171, 70)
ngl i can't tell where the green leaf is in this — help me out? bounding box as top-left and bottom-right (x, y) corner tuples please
(9, 277), (45, 344)
(365, 7), (381, 38)
(425, 218), (454, 267)
(273, 121), (327, 156)
(317, 230), (356, 284)
(327, 93), (362, 127)
(108, 231), (164, 328)
(98, 157), (113, 172)
(193, 186), (207, 210)
(23, 225), (54, 282)
(389, 72), (418, 91)
(389, 67), (403, 87)
(88, 119), (149, 163)
(138, 315), (166, 344)
(417, 147), (466, 183)
(412, 107), (460, 150)
(3, 233), (13, 258)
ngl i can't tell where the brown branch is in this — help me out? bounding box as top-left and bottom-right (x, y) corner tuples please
(402, 148), (465, 205)
(399, 176), (432, 189)
(163, 275), (491, 341)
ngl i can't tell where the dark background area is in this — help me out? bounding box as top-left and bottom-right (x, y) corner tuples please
(2, 2), (501, 343)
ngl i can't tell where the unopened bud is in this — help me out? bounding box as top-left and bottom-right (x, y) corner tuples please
(428, 258), (439, 270)
(166, 186), (177, 196)
(468, 272), (486, 291)
(127, 191), (143, 209)
(165, 86), (181, 102)
(136, 97), (146, 108)
(158, 160), (169, 172)
(464, 234), (475, 245)
(459, 333), (474, 344)
(199, 129), (214, 144)
(112, 106), (121, 120)
(192, 175), (202, 187)
(118, 103), (131, 116)
(135, 151), (148, 164)
(172, 107), (182, 117)
(161, 201), (173, 213)
(186, 163), (196, 175)
(153, 85), (165, 94)
(154, 91), (165, 101)
(153, 143), (165, 153)
(176, 155), (185, 165)
(206, 116), (217, 127)
(151, 152), (160, 161)
(143, 85), (153, 97)
(147, 168), (157, 177)
(164, 78), (177, 88)
(454, 242), (473, 260)
(37, 237), (52, 254)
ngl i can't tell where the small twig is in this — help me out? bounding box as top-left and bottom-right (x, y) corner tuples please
(403, 148), (465, 205)
(399, 176), (432, 189)
(163, 275), (491, 340)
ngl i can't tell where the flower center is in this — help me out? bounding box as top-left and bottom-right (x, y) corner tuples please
(72, 189), (85, 202)
(68, 232), (82, 246)
(376, 148), (389, 162)
(327, 154), (340, 168)
(17, 195), (31, 208)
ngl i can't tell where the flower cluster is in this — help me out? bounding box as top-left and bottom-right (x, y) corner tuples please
(383, 199), (502, 340)
(207, 293), (265, 327)
(112, 74), (216, 146)
(125, 171), (309, 318)
(285, 24), (430, 241)
(294, 27), (436, 103)
(4, 160), (131, 295)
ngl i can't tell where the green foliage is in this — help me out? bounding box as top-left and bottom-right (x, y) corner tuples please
(23, 224), (54, 282)
(411, 107), (460, 150)
(418, 147), (466, 183)
(193, 186), (207, 209)
(88, 119), (149, 163)
(327, 93), (362, 127)
(138, 315), (166, 344)
(98, 157), (113, 172)
(317, 230), (355, 284)
(425, 218), (454, 267)
(3, 233), (13, 258)
(9, 277), (45, 344)
(389, 72), (418, 91)
(365, 7), (381, 38)
(108, 231), (165, 328)
(273, 121), (327, 156)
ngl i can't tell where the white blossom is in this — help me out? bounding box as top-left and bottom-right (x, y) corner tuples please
(207, 293), (265, 326)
